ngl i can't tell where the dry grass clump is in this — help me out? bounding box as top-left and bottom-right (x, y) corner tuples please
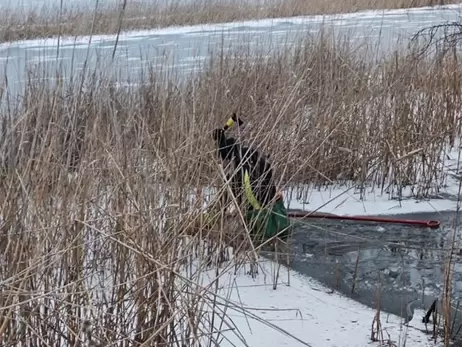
(1, 33), (462, 345)
(0, 61), (274, 345)
(0, 0), (458, 43)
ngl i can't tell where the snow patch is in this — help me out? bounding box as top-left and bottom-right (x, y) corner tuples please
(284, 144), (462, 216)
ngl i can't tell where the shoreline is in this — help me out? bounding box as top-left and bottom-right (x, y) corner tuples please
(0, 0), (460, 45)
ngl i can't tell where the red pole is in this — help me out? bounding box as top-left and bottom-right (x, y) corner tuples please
(287, 211), (440, 229)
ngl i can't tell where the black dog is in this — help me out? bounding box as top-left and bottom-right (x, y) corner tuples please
(212, 126), (276, 212)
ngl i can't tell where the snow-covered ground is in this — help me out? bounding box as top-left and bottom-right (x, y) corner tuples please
(284, 178), (460, 217)
(283, 143), (462, 216)
(210, 259), (439, 347)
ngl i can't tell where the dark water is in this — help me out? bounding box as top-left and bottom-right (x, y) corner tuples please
(281, 210), (462, 340)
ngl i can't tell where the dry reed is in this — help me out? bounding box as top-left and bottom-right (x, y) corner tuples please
(1, 30), (462, 346)
(0, 0), (458, 43)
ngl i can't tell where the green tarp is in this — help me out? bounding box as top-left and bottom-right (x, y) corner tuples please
(245, 199), (291, 245)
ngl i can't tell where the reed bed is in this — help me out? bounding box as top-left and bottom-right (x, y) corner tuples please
(0, 0), (458, 43)
(190, 38), (462, 203)
(1, 32), (462, 346)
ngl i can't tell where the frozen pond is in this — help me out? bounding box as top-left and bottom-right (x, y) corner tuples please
(0, 3), (461, 98)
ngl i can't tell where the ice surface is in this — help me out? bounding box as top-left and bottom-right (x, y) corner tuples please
(0, 2), (461, 49)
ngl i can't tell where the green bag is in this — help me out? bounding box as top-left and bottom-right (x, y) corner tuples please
(245, 199), (291, 245)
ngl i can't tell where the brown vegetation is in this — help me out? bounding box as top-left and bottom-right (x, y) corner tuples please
(0, 30), (461, 345)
